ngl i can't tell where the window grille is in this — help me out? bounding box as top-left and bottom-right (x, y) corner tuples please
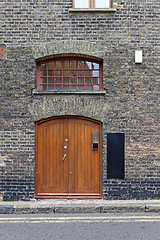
(37, 57), (103, 91)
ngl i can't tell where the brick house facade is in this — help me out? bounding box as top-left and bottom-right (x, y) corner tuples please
(0, 0), (160, 200)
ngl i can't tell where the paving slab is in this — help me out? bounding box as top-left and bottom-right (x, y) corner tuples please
(0, 199), (160, 214)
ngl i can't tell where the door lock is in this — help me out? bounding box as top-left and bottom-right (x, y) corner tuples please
(70, 172), (72, 175)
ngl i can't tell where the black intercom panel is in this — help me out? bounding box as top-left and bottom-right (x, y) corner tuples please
(93, 132), (99, 150)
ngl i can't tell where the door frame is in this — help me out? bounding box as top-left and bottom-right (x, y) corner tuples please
(35, 115), (102, 199)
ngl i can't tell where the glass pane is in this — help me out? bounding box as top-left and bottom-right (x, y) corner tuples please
(47, 62), (54, 70)
(71, 85), (77, 91)
(63, 61), (70, 70)
(48, 70), (54, 76)
(41, 70), (47, 76)
(63, 85), (69, 91)
(41, 63), (46, 70)
(55, 61), (62, 70)
(55, 77), (61, 84)
(48, 85), (54, 90)
(93, 63), (99, 69)
(78, 85), (84, 91)
(55, 70), (61, 76)
(55, 85), (62, 91)
(78, 71), (84, 77)
(78, 77), (84, 84)
(40, 77), (47, 84)
(71, 77), (77, 84)
(70, 69), (77, 77)
(75, 0), (89, 8)
(48, 77), (54, 84)
(63, 77), (69, 84)
(63, 70), (69, 77)
(93, 70), (99, 77)
(78, 61), (84, 70)
(70, 60), (77, 69)
(85, 85), (92, 90)
(93, 78), (99, 84)
(93, 85), (99, 90)
(95, 0), (109, 8)
(85, 70), (91, 77)
(41, 85), (47, 91)
(86, 61), (92, 70)
(85, 77), (92, 84)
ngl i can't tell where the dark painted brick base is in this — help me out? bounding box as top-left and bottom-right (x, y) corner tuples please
(1, 178), (35, 201)
(104, 181), (160, 200)
(1, 180), (160, 201)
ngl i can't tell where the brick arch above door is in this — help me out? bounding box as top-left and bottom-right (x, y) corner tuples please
(28, 96), (109, 122)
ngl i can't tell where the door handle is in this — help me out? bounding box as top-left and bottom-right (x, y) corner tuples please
(62, 153), (67, 161)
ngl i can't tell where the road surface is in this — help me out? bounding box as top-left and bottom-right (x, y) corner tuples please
(0, 213), (160, 240)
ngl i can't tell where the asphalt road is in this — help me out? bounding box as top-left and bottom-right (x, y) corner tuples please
(0, 213), (160, 240)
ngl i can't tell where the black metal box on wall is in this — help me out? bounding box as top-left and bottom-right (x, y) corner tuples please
(107, 133), (125, 179)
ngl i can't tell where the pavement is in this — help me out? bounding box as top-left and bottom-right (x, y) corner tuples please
(1, 199), (160, 214)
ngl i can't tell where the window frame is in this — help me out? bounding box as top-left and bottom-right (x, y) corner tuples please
(73, 0), (113, 9)
(37, 56), (103, 92)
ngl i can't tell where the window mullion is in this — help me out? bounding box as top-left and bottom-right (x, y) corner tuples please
(73, 0), (75, 8)
(62, 61), (63, 91)
(99, 63), (102, 90)
(84, 61), (85, 91)
(76, 61), (78, 91)
(92, 0), (95, 8)
(54, 61), (56, 90)
(90, 0), (93, 8)
(91, 63), (93, 90)
(46, 64), (48, 91)
(69, 60), (71, 91)
(37, 64), (41, 90)
(110, 0), (112, 8)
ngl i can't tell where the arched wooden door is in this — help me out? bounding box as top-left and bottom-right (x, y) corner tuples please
(35, 117), (102, 198)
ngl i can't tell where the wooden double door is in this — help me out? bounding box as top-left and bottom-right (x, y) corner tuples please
(35, 117), (102, 198)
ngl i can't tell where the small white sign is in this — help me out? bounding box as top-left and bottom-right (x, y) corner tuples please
(135, 50), (143, 63)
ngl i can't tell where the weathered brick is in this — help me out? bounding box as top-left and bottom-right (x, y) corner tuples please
(0, 0), (160, 200)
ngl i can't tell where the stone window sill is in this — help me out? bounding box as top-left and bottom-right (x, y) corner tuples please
(32, 89), (106, 95)
(69, 8), (116, 12)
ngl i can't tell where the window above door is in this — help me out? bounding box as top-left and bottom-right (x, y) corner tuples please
(36, 57), (103, 92)
(73, 0), (112, 9)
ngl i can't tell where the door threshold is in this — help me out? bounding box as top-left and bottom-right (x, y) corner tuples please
(35, 194), (102, 199)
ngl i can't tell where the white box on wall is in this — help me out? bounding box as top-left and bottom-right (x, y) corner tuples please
(135, 50), (143, 63)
